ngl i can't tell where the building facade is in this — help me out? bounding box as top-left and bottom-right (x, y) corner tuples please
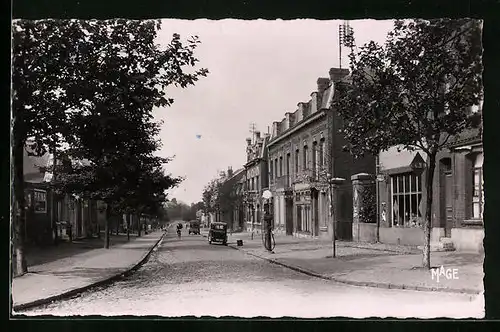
(375, 126), (483, 252)
(218, 167), (246, 231)
(267, 68), (376, 240)
(243, 131), (270, 233)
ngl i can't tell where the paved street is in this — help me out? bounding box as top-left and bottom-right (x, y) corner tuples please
(20, 224), (483, 318)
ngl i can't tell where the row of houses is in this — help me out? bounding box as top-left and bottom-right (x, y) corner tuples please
(22, 147), (159, 246)
(220, 66), (483, 253)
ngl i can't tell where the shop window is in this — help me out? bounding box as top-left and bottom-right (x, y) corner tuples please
(34, 189), (47, 213)
(471, 153), (483, 220)
(391, 173), (422, 227)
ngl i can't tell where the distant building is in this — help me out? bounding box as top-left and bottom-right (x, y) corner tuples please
(218, 166), (246, 231)
(243, 131), (270, 233)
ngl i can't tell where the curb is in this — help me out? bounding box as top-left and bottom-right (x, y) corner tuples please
(12, 231), (167, 313)
(228, 244), (482, 296)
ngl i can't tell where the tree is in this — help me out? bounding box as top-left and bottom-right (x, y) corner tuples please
(202, 179), (219, 219)
(12, 19), (208, 274)
(333, 19), (483, 269)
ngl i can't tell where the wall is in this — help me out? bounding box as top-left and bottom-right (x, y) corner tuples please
(352, 223), (377, 243)
(451, 228), (484, 252)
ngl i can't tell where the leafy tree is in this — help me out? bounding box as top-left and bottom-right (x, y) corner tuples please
(334, 19), (482, 268)
(11, 19), (208, 275)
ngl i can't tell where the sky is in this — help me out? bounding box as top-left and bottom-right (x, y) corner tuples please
(153, 19), (395, 205)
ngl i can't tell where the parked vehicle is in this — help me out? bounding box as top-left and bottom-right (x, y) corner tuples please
(188, 220), (201, 235)
(208, 222), (228, 246)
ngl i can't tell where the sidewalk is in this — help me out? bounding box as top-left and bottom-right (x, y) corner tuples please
(11, 230), (165, 311)
(221, 231), (484, 295)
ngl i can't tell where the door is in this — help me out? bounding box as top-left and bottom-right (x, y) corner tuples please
(444, 172), (453, 237)
(313, 192), (319, 236)
(286, 198), (294, 235)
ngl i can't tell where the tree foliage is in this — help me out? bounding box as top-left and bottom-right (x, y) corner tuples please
(333, 18), (482, 268)
(335, 19), (482, 157)
(11, 18), (208, 273)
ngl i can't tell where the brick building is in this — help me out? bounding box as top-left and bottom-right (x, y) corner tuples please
(267, 67), (376, 240)
(22, 148), (100, 245)
(243, 131), (270, 233)
(375, 126), (483, 253)
(218, 167), (246, 231)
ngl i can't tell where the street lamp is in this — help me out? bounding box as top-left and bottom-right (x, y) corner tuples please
(262, 190), (273, 252)
(327, 174), (345, 258)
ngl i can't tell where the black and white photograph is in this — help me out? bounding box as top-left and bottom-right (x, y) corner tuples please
(10, 17), (484, 318)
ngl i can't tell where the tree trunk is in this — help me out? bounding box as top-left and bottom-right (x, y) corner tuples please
(115, 215), (119, 235)
(422, 152), (437, 269)
(50, 139), (59, 245)
(126, 213), (131, 241)
(104, 204), (111, 249)
(137, 213), (142, 237)
(13, 136), (28, 277)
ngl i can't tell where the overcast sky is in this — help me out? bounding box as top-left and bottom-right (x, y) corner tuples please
(153, 19), (395, 205)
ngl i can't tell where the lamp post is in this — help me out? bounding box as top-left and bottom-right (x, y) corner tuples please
(262, 189), (273, 252)
(327, 174), (345, 258)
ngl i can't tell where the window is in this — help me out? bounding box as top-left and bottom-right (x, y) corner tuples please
(472, 153), (484, 219)
(34, 189), (47, 213)
(274, 158), (278, 180)
(295, 149), (300, 175)
(279, 156), (283, 177)
(269, 160), (273, 180)
(391, 173), (422, 227)
(286, 153), (291, 176)
(312, 142), (318, 179)
(256, 175), (260, 192)
(303, 145), (308, 169)
(319, 139), (325, 167)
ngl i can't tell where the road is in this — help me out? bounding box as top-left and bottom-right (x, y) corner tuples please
(23, 225), (484, 318)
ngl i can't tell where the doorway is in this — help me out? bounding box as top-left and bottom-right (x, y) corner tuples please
(440, 158), (453, 237)
(285, 197), (293, 235)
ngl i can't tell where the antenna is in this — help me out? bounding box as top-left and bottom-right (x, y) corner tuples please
(339, 20), (355, 70)
(249, 122), (257, 144)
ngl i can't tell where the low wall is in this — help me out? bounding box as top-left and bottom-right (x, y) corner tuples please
(451, 228), (484, 253)
(352, 223), (377, 243)
(379, 227), (444, 246)
(380, 227), (424, 246)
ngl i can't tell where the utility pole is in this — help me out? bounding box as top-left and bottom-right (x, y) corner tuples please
(339, 20), (355, 70)
(249, 122), (257, 144)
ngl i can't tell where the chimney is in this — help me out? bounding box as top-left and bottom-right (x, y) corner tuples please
(246, 138), (252, 146)
(317, 78), (330, 109)
(272, 121), (280, 137)
(255, 131), (261, 140)
(298, 102), (309, 118)
(310, 92), (318, 114)
(227, 166), (233, 177)
(329, 67), (350, 82)
(285, 112), (292, 129)
(317, 77), (330, 93)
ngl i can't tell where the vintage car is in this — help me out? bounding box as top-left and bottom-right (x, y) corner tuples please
(188, 220), (201, 235)
(208, 222), (228, 245)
